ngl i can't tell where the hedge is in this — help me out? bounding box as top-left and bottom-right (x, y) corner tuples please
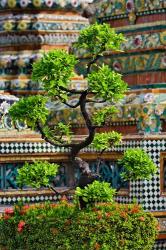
(0, 201), (158, 250)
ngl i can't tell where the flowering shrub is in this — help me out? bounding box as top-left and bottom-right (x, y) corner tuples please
(0, 202), (158, 250)
(0, 201), (158, 250)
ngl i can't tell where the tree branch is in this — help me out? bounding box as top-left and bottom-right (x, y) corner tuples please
(85, 46), (105, 76)
(62, 100), (80, 108)
(59, 86), (84, 95)
(70, 91), (96, 158)
(36, 121), (76, 148)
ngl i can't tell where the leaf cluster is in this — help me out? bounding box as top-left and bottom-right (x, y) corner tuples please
(17, 161), (59, 188)
(92, 106), (118, 126)
(92, 131), (122, 151)
(88, 65), (128, 102)
(118, 148), (157, 181)
(75, 180), (116, 204)
(43, 122), (72, 144)
(32, 50), (77, 99)
(9, 95), (49, 128)
(74, 23), (125, 56)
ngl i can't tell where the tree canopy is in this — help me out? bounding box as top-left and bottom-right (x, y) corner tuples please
(9, 23), (157, 187)
(9, 23), (127, 160)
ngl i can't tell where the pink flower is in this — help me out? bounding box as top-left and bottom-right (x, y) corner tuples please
(18, 220), (26, 233)
(4, 207), (14, 215)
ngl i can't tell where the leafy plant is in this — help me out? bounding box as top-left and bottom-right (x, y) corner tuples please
(74, 23), (125, 55)
(88, 65), (127, 102)
(75, 180), (116, 204)
(92, 106), (118, 126)
(17, 161), (59, 188)
(118, 148), (157, 181)
(0, 202), (158, 250)
(8, 23), (157, 189)
(92, 131), (122, 151)
(32, 50), (77, 99)
(9, 23), (126, 165)
(9, 95), (48, 128)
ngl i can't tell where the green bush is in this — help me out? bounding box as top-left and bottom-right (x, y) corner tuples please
(17, 161), (59, 188)
(75, 181), (116, 205)
(0, 202), (158, 250)
(118, 148), (157, 181)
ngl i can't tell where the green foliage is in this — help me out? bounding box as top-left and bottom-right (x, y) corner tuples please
(92, 131), (122, 151)
(32, 50), (77, 98)
(74, 23), (125, 56)
(56, 122), (72, 142)
(75, 180), (116, 204)
(88, 65), (128, 102)
(43, 122), (72, 144)
(9, 95), (48, 128)
(17, 161), (59, 188)
(118, 148), (157, 181)
(92, 106), (118, 126)
(0, 202), (158, 250)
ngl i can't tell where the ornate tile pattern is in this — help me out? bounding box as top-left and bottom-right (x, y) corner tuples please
(153, 240), (166, 250)
(0, 137), (165, 211)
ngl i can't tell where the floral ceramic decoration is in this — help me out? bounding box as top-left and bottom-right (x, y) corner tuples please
(0, 0), (7, 7)
(55, 0), (66, 7)
(133, 35), (143, 48)
(0, 81), (5, 89)
(3, 21), (13, 31)
(0, 101), (10, 114)
(71, 0), (79, 7)
(126, 0), (135, 12)
(113, 61), (122, 72)
(17, 20), (28, 31)
(7, 0), (16, 7)
(155, 105), (165, 116)
(143, 93), (155, 103)
(45, 0), (53, 8)
(20, 0), (29, 8)
(32, 0), (41, 7)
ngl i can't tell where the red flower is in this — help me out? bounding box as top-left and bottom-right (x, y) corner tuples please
(105, 212), (112, 218)
(120, 212), (127, 219)
(20, 205), (30, 215)
(4, 207), (14, 215)
(23, 205), (30, 210)
(18, 220), (26, 233)
(97, 214), (102, 220)
(3, 214), (11, 220)
(139, 216), (145, 222)
(130, 205), (140, 214)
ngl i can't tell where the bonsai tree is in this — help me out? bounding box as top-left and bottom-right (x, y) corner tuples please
(9, 23), (157, 188)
